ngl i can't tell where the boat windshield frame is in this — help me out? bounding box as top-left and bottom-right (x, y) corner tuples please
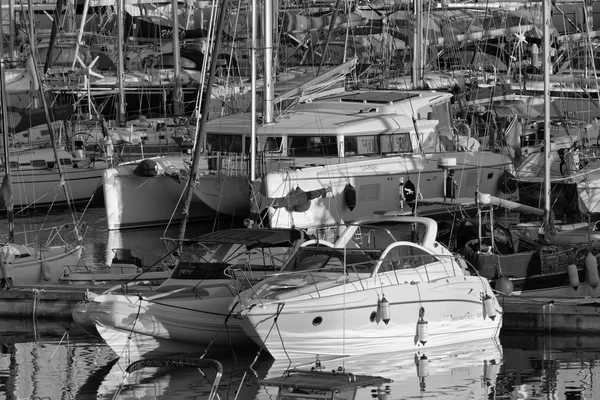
(282, 246), (381, 274)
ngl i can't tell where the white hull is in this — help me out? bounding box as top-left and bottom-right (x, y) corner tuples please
(238, 274), (502, 361)
(103, 156), (215, 230)
(264, 152), (513, 232)
(9, 244), (82, 285)
(74, 288), (254, 360)
(578, 168), (600, 214)
(195, 152), (513, 222)
(194, 174), (251, 216)
(3, 165), (105, 209)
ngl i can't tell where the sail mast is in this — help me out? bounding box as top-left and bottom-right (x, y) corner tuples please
(542, 0), (552, 230)
(264, 0), (274, 123)
(25, 9), (82, 243)
(116, 0), (126, 124)
(0, 8), (15, 243)
(250, 0), (258, 181)
(177, 0), (229, 244)
(172, 0), (184, 116)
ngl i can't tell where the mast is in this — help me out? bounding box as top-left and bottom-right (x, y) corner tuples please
(44, 0), (64, 74)
(172, 0), (184, 116)
(542, 0), (552, 232)
(411, 0), (423, 88)
(250, 0), (258, 181)
(116, 0), (126, 124)
(0, 8), (15, 243)
(72, 0), (91, 69)
(25, 10), (82, 244)
(264, 0), (274, 123)
(177, 0), (229, 244)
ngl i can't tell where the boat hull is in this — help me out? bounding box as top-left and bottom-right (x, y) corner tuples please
(103, 156), (215, 230)
(9, 244), (82, 285)
(264, 152), (513, 233)
(73, 289), (254, 361)
(2, 165), (105, 209)
(238, 275), (502, 361)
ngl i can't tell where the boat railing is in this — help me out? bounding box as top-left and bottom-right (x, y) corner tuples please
(206, 151), (296, 177)
(247, 252), (474, 301)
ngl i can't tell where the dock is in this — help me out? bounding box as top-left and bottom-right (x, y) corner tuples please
(499, 295), (600, 333)
(0, 286), (599, 335)
(0, 285), (90, 320)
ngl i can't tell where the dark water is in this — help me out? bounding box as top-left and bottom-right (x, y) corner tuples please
(0, 324), (599, 400)
(0, 208), (599, 399)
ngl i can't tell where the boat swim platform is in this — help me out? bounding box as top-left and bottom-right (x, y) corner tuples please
(0, 285), (599, 335)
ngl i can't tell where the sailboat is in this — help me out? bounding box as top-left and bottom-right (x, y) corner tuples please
(455, 0), (600, 298)
(0, 12), (83, 286)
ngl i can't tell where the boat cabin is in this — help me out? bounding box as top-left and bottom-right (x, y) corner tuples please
(204, 90), (456, 161)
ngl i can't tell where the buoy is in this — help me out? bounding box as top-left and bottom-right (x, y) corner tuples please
(404, 179), (416, 203)
(133, 159), (159, 177)
(344, 183), (356, 211)
(483, 294), (497, 321)
(1, 263), (12, 281)
(495, 276), (514, 295)
(567, 263), (580, 290)
(484, 359), (500, 383)
(41, 261), (51, 282)
(417, 318), (428, 345)
(378, 296), (391, 325)
(417, 354), (429, 378)
(417, 354), (428, 391)
(444, 169), (456, 200)
(585, 252), (599, 289)
(398, 177), (405, 209)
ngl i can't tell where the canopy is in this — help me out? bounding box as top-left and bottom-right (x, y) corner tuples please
(189, 228), (304, 248)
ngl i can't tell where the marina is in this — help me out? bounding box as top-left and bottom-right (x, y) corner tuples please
(3, 0), (600, 398)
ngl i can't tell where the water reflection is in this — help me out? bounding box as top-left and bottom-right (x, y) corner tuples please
(1, 319), (600, 399)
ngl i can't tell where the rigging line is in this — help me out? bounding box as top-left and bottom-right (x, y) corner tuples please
(272, 302), (293, 363)
(118, 294), (146, 361)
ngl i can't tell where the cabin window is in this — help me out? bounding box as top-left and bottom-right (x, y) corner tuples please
(60, 158), (73, 166)
(379, 245), (439, 272)
(380, 133), (412, 154)
(343, 135), (379, 156)
(264, 137), (282, 152)
(206, 133), (244, 153)
(358, 184), (380, 201)
(31, 160), (47, 168)
(9, 162), (18, 170)
(288, 135), (338, 156)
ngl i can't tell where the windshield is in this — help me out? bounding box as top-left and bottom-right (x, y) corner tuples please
(283, 247), (380, 274)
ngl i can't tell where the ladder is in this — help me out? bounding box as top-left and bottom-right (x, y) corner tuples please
(478, 204), (495, 252)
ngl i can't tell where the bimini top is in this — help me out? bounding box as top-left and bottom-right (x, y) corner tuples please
(189, 228), (305, 248)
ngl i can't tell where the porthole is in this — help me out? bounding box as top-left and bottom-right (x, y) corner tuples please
(312, 317), (322, 326)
